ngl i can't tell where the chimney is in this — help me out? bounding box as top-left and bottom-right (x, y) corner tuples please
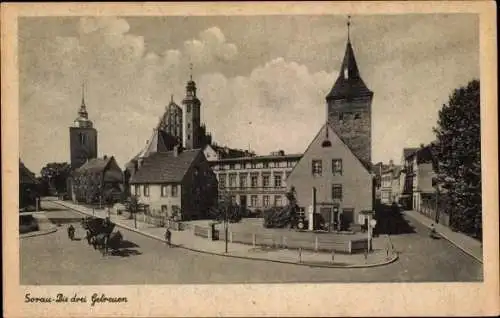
(138, 158), (144, 168)
(389, 159), (393, 167)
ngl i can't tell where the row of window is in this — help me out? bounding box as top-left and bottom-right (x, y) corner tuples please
(219, 173), (290, 189)
(160, 204), (181, 216)
(214, 160), (297, 171)
(133, 184), (180, 198)
(312, 159), (343, 176)
(222, 184), (343, 203)
(223, 194), (285, 207)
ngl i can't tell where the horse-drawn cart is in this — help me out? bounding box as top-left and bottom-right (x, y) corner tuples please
(81, 216), (123, 255)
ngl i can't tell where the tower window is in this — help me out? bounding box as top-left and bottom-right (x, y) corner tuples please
(188, 135), (190, 140)
(187, 105), (191, 112)
(188, 123), (191, 128)
(79, 133), (86, 145)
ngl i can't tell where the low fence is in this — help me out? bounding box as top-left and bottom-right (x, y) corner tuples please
(193, 225), (369, 254)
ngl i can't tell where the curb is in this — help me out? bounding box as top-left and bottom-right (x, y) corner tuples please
(20, 228), (58, 239)
(404, 211), (483, 264)
(435, 231), (483, 264)
(54, 201), (399, 269)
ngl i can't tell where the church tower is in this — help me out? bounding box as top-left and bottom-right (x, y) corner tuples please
(182, 65), (201, 150)
(326, 16), (373, 166)
(69, 83), (98, 169)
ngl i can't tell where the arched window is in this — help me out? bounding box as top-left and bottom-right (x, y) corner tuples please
(79, 133), (86, 145)
(187, 104), (191, 112)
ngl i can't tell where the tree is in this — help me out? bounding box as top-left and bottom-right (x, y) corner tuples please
(40, 162), (71, 194)
(432, 79), (482, 239)
(209, 192), (243, 223)
(263, 187), (299, 228)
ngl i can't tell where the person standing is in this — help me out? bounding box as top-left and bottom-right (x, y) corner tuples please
(165, 228), (172, 247)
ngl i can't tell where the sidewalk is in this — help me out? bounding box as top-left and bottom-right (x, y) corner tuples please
(404, 210), (483, 263)
(20, 212), (58, 239)
(52, 200), (398, 268)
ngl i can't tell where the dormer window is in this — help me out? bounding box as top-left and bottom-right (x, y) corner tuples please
(354, 113), (361, 120)
(338, 113), (344, 121)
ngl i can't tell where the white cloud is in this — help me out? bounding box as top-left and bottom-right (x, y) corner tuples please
(184, 26), (238, 65)
(20, 18), (329, 172)
(19, 16), (479, 174)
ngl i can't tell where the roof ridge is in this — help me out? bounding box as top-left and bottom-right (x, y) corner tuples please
(326, 122), (372, 172)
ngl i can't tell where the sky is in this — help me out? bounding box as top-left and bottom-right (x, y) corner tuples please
(18, 14), (479, 174)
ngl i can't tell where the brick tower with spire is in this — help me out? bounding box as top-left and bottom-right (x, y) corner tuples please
(182, 64), (202, 149)
(326, 16), (373, 166)
(69, 83), (98, 169)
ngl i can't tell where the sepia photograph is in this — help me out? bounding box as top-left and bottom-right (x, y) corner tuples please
(2, 2), (498, 317)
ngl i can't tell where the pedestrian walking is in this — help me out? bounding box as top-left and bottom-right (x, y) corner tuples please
(165, 228), (172, 247)
(67, 224), (75, 241)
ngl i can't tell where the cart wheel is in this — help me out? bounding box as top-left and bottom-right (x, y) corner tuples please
(298, 221), (304, 230)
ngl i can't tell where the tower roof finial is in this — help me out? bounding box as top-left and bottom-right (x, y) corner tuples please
(171, 94), (174, 102)
(347, 15), (351, 42)
(189, 63), (193, 81)
(81, 81), (86, 106)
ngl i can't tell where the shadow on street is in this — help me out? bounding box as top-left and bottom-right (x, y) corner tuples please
(40, 206), (67, 212)
(119, 240), (140, 249)
(110, 249), (142, 257)
(374, 203), (416, 235)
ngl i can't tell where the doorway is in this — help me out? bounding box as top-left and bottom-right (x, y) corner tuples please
(239, 195), (247, 208)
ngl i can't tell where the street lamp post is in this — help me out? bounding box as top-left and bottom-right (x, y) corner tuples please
(367, 211), (377, 252)
(224, 205), (229, 254)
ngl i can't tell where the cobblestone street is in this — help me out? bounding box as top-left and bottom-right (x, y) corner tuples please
(20, 203), (482, 284)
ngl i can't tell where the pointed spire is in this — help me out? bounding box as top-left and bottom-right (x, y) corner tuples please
(81, 82), (86, 107)
(325, 15), (372, 101)
(347, 15), (351, 43)
(189, 63), (193, 81)
(171, 94), (174, 103)
(78, 81), (88, 119)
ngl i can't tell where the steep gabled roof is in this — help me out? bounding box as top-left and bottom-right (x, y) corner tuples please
(76, 157), (113, 174)
(130, 149), (201, 184)
(326, 40), (372, 101)
(19, 161), (39, 185)
(126, 129), (179, 170)
(287, 123), (372, 179)
(326, 122), (372, 171)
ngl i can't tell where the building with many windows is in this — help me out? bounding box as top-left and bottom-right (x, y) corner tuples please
(380, 160), (403, 204)
(209, 150), (302, 211)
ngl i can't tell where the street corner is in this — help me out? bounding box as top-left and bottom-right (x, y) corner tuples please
(289, 249), (399, 269)
(205, 244), (400, 270)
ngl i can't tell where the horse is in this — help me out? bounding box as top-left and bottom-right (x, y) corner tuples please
(92, 231), (123, 256)
(91, 233), (109, 255)
(105, 231), (123, 255)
